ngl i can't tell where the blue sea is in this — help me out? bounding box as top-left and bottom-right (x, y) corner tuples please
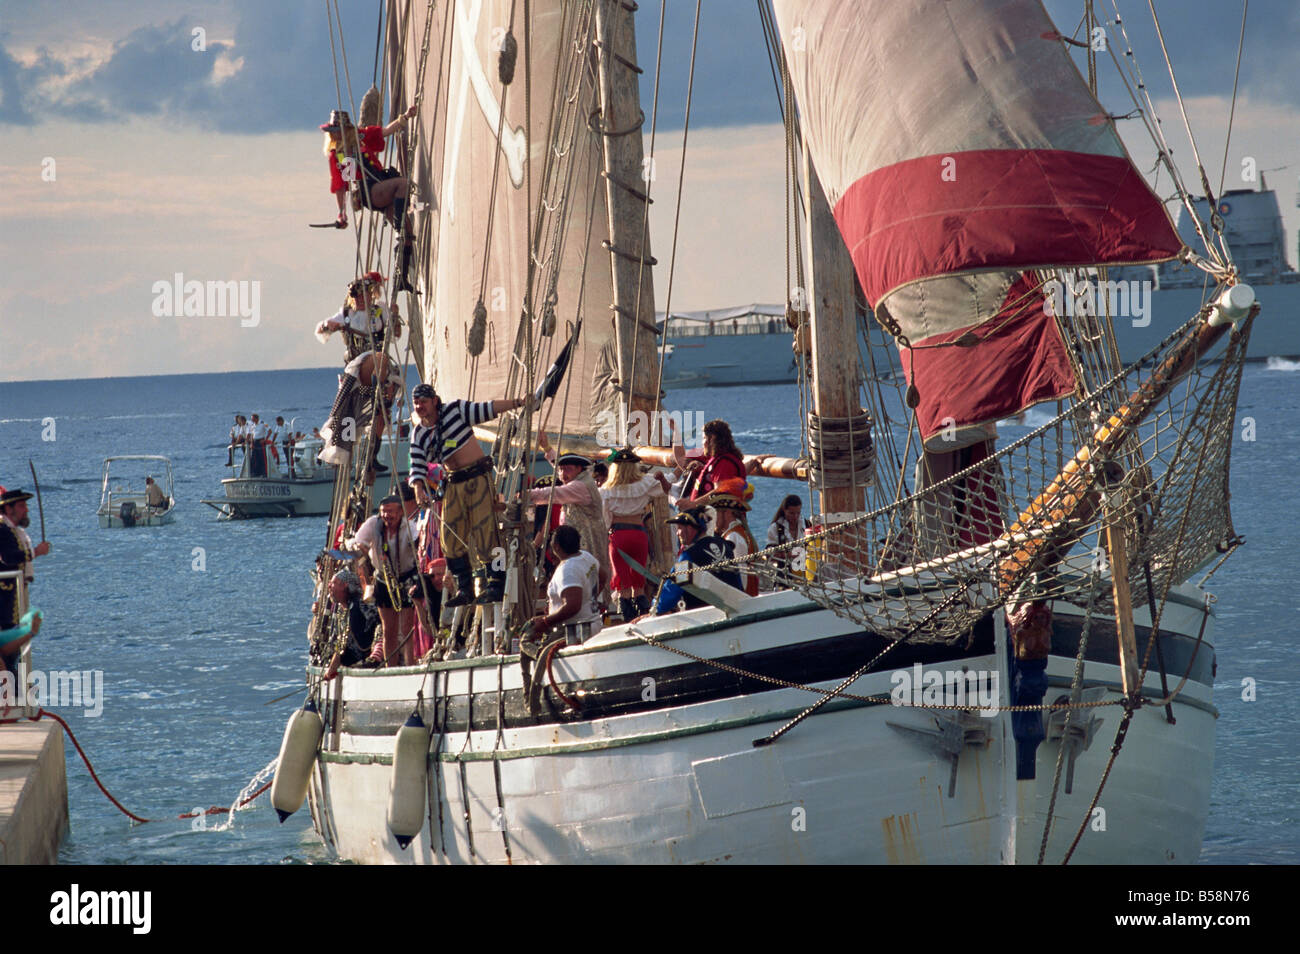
(1, 363), (1297, 864)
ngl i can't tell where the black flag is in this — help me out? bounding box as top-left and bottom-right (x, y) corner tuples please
(534, 321), (581, 404)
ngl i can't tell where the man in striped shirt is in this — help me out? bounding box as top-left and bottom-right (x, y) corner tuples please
(409, 383), (528, 606)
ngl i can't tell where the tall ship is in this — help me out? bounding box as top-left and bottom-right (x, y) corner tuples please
(279, 0), (1257, 863)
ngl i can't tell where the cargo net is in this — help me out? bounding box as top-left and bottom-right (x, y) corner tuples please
(714, 314), (1251, 644)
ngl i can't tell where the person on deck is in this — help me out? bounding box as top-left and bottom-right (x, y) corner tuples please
(528, 475), (563, 582)
(321, 107), (419, 291)
(248, 413), (271, 477)
(227, 414), (243, 466)
(523, 447), (611, 605)
(676, 419), (747, 524)
(763, 492), (810, 584)
(275, 417), (300, 477)
(711, 494), (760, 596)
(396, 482), (440, 659)
(649, 510), (743, 617)
(408, 383), (531, 607)
(314, 271), (402, 362)
(531, 525), (607, 647)
(598, 448), (670, 622)
(344, 495), (418, 667)
(321, 568), (379, 679)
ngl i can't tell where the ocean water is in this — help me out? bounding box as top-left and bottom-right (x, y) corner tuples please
(1, 364), (1296, 864)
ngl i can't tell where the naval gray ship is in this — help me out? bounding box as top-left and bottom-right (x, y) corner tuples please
(659, 182), (1298, 390)
(1115, 182), (1300, 362)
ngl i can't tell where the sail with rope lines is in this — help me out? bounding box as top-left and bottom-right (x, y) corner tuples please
(771, 0), (1184, 448)
(386, 0), (659, 441)
(707, 0), (1257, 645)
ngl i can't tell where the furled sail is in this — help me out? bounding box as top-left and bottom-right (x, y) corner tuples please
(387, 0), (654, 438)
(771, 0), (1183, 445)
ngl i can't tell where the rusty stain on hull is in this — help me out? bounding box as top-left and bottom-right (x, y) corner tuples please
(881, 811), (924, 864)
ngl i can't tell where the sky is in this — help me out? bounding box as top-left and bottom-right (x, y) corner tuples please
(2, 0), (1298, 382)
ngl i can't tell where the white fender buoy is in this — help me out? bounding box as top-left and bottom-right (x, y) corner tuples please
(1209, 282), (1255, 327)
(387, 711), (431, 849)
(271, 701), (324, 823)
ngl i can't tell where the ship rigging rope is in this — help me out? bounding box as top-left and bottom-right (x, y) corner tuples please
(677, 308), (1251, 654)
(521, 4), (607, 476)
(472, 0), (520, 377)
(624, 0), (668, 426)
(650, 0), (702, 413)
(1216, 0), (1249, 198)
(1147, 0), (1218, 214)
(309, 0), (444, 659)
(1100, 2), (1227, 273)
(1059, 586), (1211, 864)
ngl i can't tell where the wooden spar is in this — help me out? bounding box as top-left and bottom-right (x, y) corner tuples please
(995, 308), (1248, 597)
(802, 146), (867, 519)
(634, 447), (807, 480)
(477, 425), (810, 480)
(1103, 512), (1143, 697)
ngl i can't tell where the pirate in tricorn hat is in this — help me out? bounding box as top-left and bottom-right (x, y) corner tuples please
(1, 487), (50, 642)
(320, 105), (420, 292)
(315, 269), (403, 362)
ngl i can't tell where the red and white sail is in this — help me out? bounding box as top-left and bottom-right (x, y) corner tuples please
(772, 0), (1182, 443)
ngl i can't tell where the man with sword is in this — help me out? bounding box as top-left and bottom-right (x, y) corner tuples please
(1, 483), (51, 652)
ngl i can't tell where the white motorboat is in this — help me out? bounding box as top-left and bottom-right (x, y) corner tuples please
(97, 455), (176, 528)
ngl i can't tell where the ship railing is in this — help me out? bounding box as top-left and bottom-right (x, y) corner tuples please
(0, 568), (36, 719)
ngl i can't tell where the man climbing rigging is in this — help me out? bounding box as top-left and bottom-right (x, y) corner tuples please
(314, 270), (402, 362)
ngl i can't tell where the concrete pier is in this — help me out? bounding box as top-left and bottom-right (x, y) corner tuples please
(0, 721), (69, 864)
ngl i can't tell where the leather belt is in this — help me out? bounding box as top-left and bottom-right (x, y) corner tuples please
(448, 456), (493, 484)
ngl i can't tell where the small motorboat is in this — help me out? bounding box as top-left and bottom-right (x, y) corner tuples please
(97, 455), (177, 528)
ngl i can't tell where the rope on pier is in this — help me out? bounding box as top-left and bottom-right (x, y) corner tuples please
(0, 708), (272, 825)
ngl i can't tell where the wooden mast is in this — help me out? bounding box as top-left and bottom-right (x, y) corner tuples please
(801, 144), (867, 522)
(594, 0), (658, 440)
(593, 0), (673, 572)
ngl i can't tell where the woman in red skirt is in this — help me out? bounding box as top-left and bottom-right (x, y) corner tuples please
(599, 449), (671, 622)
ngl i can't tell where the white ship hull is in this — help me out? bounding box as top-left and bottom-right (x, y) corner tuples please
(215, 475), (336, 518)
(306, 586), (1215, 864)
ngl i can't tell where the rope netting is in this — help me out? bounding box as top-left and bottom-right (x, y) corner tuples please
(711, 310), (1252, 645)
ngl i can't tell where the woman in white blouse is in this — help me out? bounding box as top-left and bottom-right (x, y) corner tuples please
(599, 449), (671, 622)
